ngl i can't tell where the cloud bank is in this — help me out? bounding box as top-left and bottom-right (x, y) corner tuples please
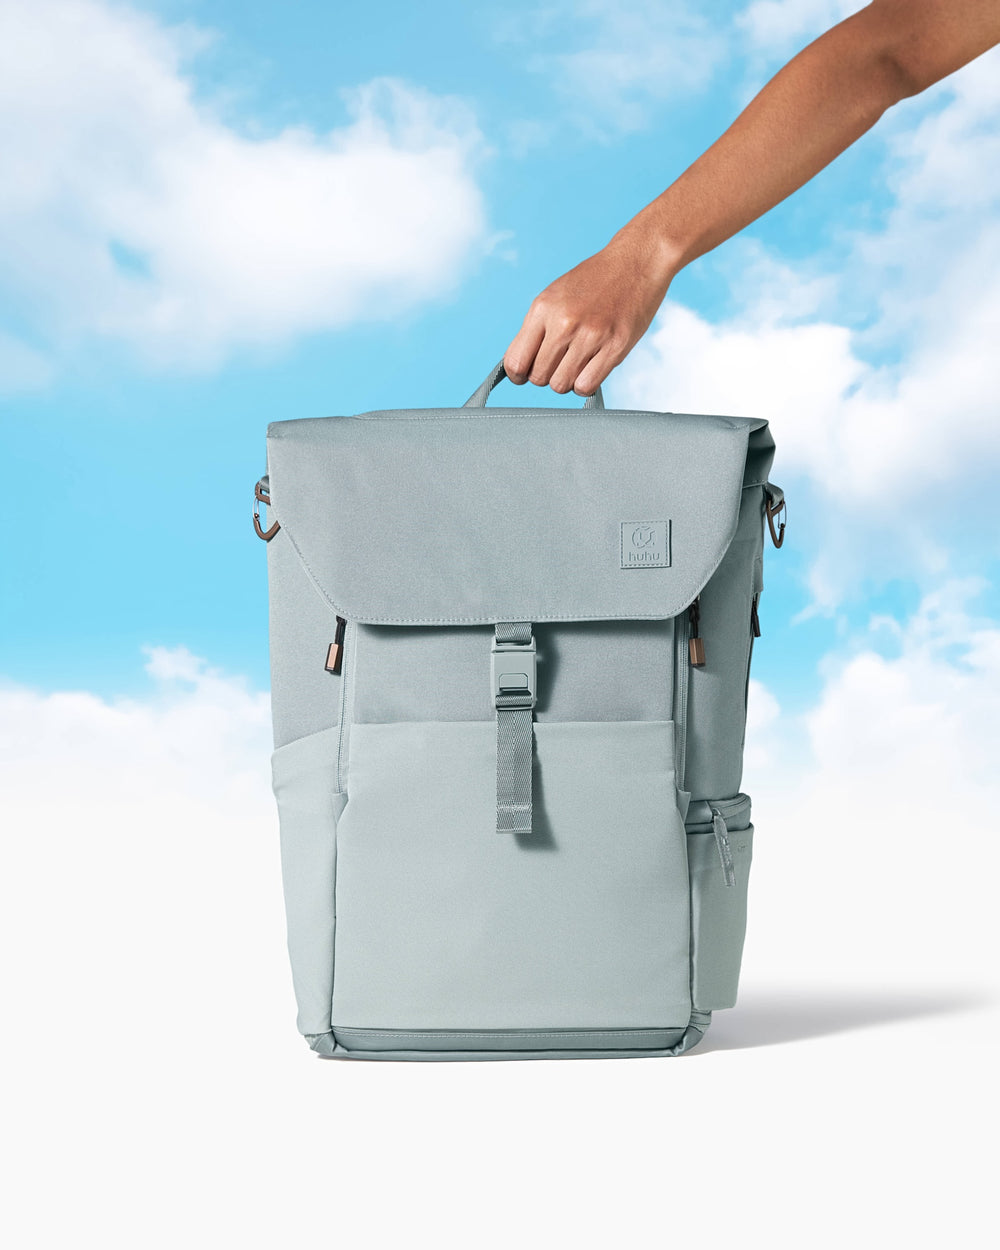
(617, 52), (1000, 607)
(0, 0), (494, 366)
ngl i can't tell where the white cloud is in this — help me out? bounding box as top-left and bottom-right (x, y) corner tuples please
(0, 645), (277, 1050)
(493, 0), (724, 141)
(0, 0), (494, 367)
(0, 644), (272, 811)
(744, 578), (1000, 983)
(616, 51), (1000, 608)
(618, 259), (1000, 507)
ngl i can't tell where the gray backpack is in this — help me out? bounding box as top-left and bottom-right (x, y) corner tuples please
(256, 359), (785, 1061)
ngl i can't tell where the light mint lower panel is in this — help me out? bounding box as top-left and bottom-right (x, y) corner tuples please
(271, 726), (345, 1037)
(332, 719), (691, 1034)
(688, 822), (754, 1011)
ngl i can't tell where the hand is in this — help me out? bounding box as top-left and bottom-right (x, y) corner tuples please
(502, 223), (677, 399)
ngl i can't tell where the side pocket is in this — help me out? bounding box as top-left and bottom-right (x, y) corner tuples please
(271, 726), (345, 1037)
(687, 815), (754, 1011)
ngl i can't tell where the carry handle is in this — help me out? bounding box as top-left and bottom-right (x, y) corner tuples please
(463, 359), (605, 409)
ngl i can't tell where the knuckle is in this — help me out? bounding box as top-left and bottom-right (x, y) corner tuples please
(531, 291), (553, 315)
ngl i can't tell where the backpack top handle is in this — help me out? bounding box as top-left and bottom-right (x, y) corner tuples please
(463, 358), (605, 410)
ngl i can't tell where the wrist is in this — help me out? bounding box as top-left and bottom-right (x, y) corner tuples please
(611, 210), (687, 290)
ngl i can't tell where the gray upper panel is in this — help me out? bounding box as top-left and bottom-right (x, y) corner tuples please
(266, 406), (773, 625)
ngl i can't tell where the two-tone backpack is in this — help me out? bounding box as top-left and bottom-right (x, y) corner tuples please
(255, 359), (785, 1061)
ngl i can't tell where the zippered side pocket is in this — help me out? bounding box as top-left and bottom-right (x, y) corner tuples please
(742, 590), (761, 741)
(674, 605), (692, 793)
(687, 806), (754, 1012)
(332, 616), (354, 796)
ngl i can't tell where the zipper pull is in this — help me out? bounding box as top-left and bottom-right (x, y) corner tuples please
(688, 595), (706, 666)
(709, 805), (736, 887)
(325, 616), (347, 674)
(750, 591), (761, 638)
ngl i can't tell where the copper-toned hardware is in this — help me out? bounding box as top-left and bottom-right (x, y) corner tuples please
(688, 595), (706, 667)
(325, 617), (347, 674)
(253, 480), (280, 541)
(765, 494), (786, 549)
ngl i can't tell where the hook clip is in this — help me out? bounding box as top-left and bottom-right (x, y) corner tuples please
(765, 491), (786, 549)
(253, 478), (280, 542)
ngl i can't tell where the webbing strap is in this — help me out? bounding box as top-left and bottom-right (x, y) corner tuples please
(493, 622), (535, 834)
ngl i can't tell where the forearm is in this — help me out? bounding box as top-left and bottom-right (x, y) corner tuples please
(503, 0), (1000, 395)
(622, 0), (991, 282)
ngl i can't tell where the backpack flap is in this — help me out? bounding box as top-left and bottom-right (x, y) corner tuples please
(265, 406), (776, 625)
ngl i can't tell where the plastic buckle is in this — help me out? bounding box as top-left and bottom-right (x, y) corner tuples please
(491, 639), (537, 708)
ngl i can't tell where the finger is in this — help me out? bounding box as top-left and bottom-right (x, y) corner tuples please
(503, 313), (546, 384)
(527, 332), (572, 389)
(572, 342), (621, 397)
(548, 332), (604, 395)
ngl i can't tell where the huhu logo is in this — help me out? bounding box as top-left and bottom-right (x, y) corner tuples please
(620, 520), (671, 569)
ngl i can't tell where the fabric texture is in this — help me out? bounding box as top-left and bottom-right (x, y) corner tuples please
(261, 359), (782, 1061)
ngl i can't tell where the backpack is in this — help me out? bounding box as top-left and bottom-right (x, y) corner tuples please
(256, 359), (786, 1061)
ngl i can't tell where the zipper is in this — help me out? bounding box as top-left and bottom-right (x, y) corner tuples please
(674, 609), (692, 793)
(708, 803), (737, 888)
(743, 592), (760, 725)
(690, 793), (751, 823)
(325, 615), (347, 674)
(687, 594), (706, 666)
(323, 615), (350, 796)
(675, 594), (708, 793)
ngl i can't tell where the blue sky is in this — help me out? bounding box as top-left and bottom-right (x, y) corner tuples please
(2, 0), (999, 742)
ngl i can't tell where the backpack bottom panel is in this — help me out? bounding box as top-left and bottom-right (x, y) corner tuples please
(304, 1012), (712, 1061)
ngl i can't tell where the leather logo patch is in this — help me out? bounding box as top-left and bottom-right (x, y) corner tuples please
(620, 520), (671, 569)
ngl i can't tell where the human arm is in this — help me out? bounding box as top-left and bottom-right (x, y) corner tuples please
(502, 0), (1000, 398)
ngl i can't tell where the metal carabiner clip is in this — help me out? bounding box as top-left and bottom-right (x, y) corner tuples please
(253, 478), (280, 541)
(765, 492), (786, 549)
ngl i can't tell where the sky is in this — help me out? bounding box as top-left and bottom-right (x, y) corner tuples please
(2, 0), (999, 865)
(3, 0), (999, 901)
(2, 2), (999, 1243)
(3, 0), (999, 712)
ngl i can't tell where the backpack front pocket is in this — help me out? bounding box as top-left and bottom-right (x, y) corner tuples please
(331, 718), (692, 1040)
